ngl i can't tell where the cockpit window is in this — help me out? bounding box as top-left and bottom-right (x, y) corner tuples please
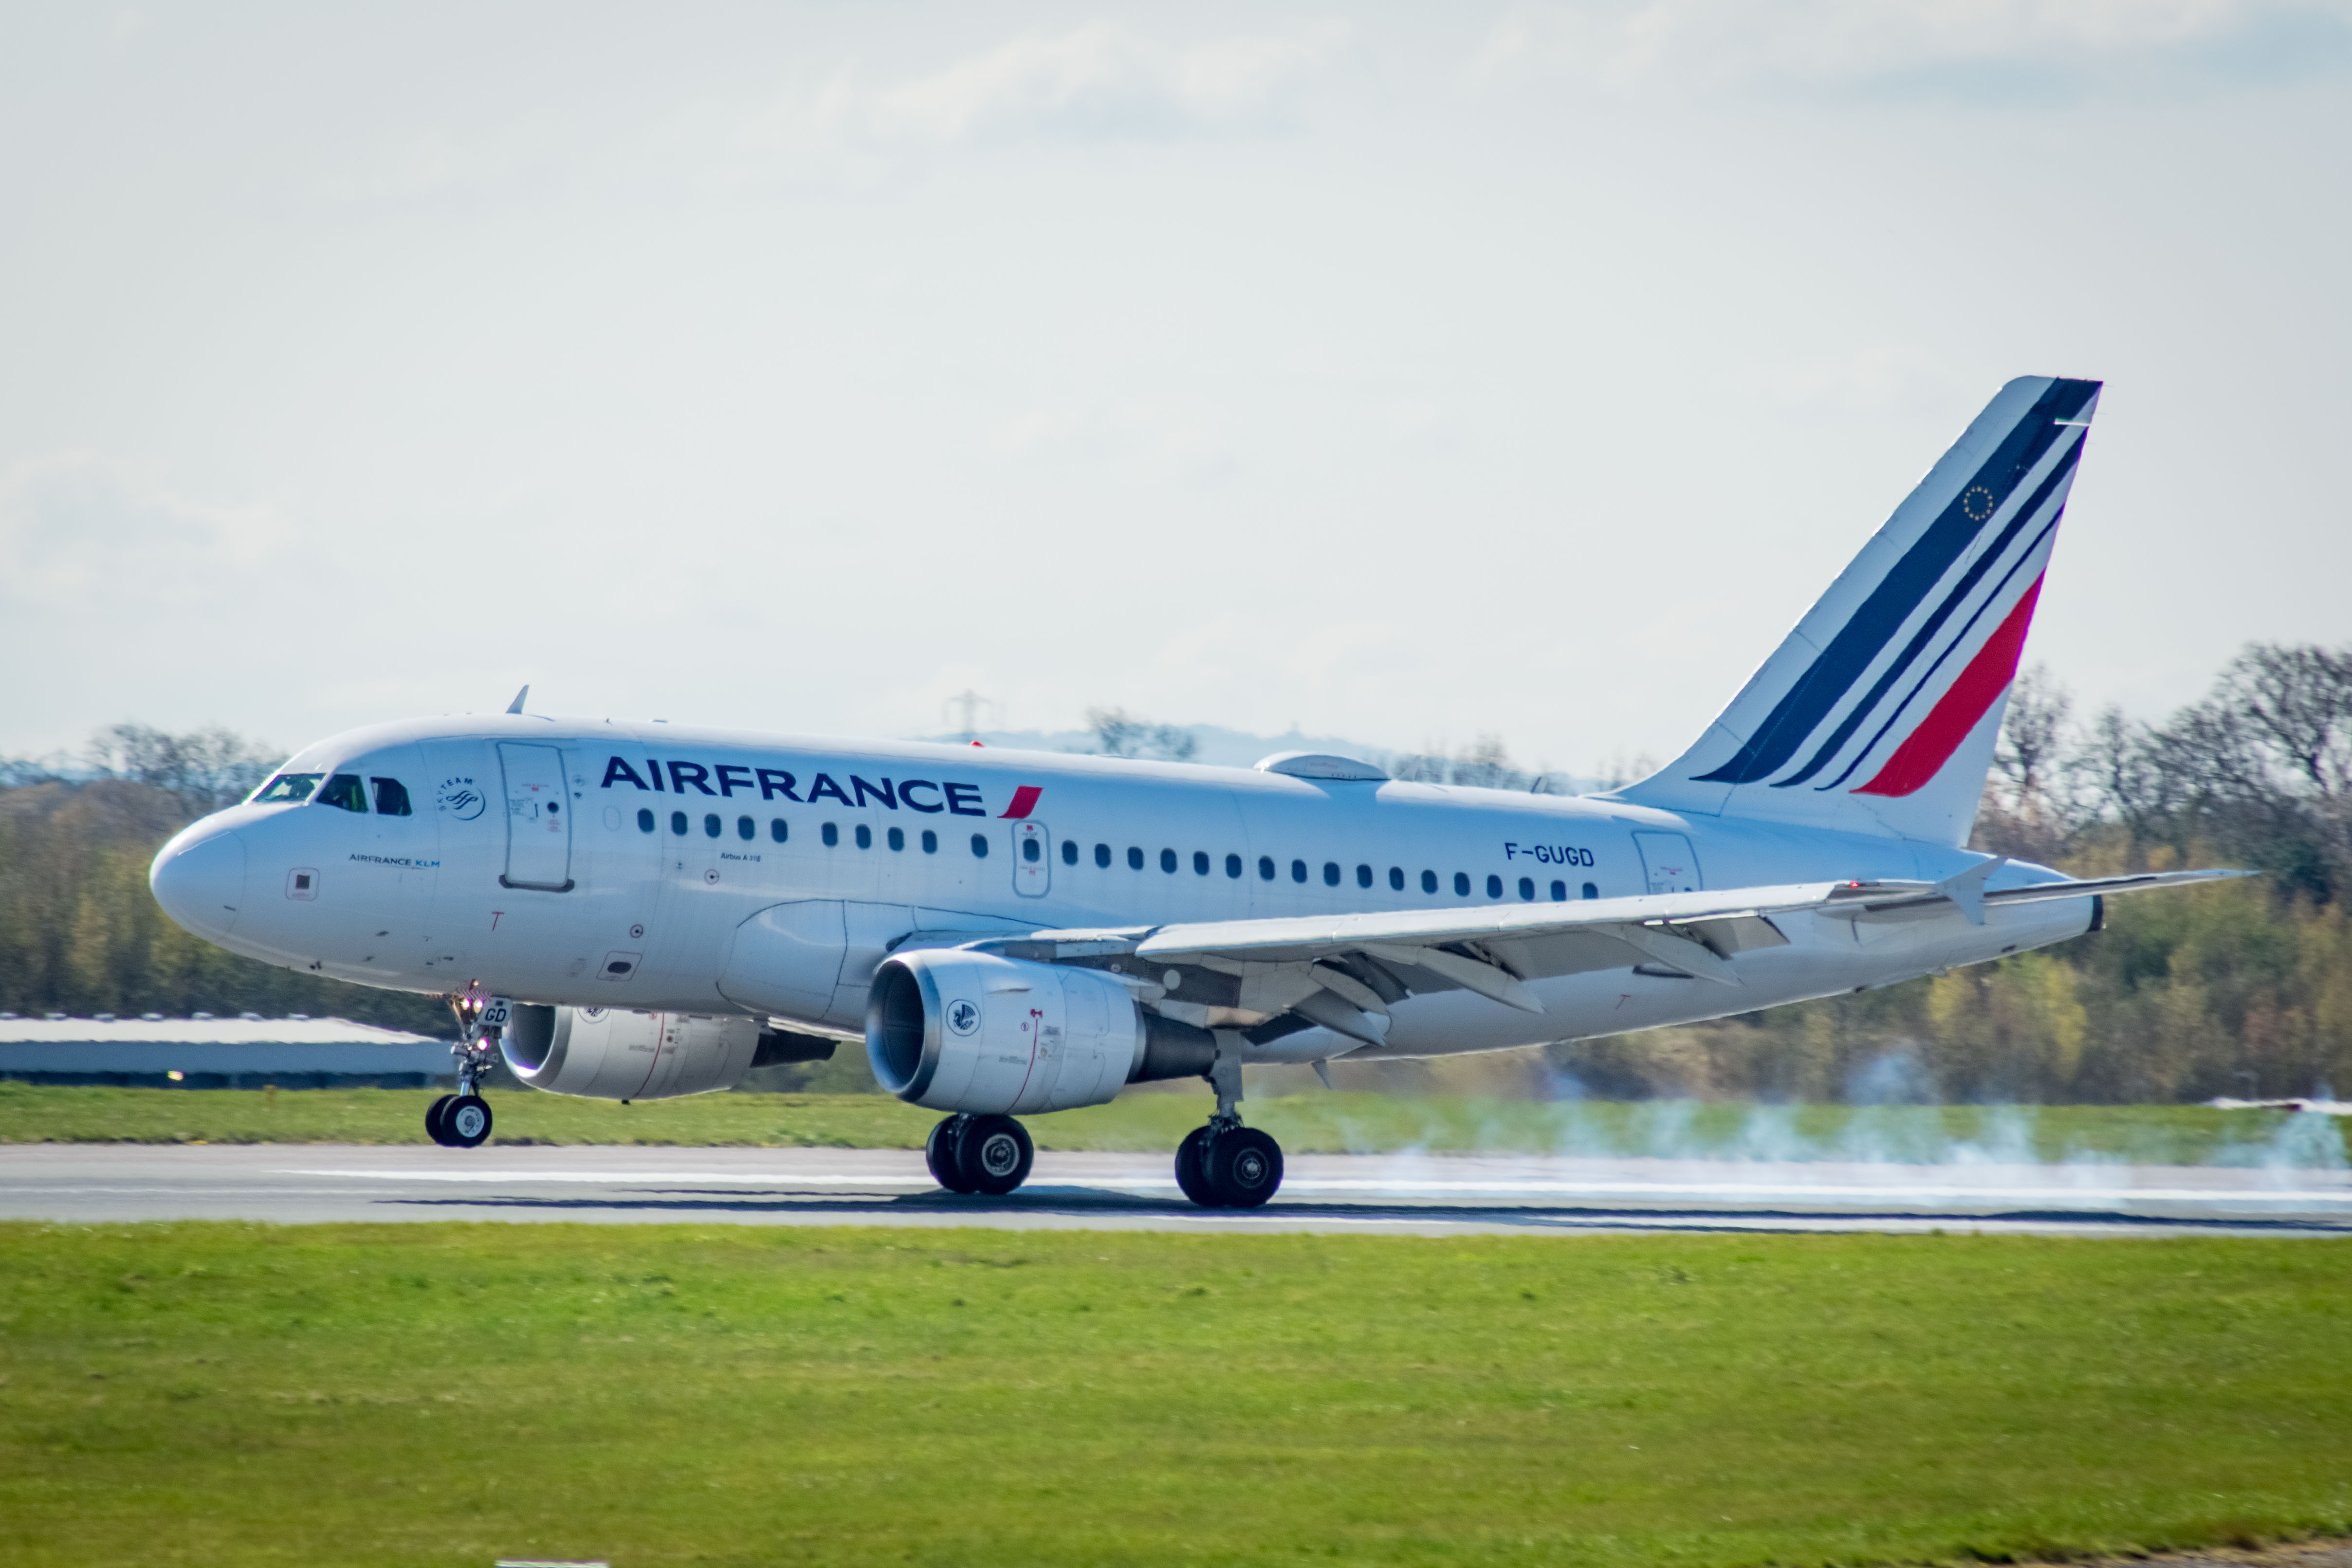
(370, 777), (413, 816)
(316, 774), (368, 813)
(252, 773), (322, 804)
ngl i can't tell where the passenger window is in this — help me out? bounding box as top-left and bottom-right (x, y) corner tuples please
(1128, 847), (1144, 871)
(1453, 872), (1470, 897)
(1095, 843), (1112, 868)
(1291, 859), (1307, 884)
(1322, 862), (1340, 886)
(1421, 869), (1438, 894)
(1062, 840), (1078, 865)
(1258, 856), (1275, 881)
(253, 773), (322, 804)
(1225, 854), (1243, 878)
(700, 813), (719, 838)
(771, 819), (788, 843)
(855, 824), (872, 849)
(737, 815), (755, 840)
(671, 811), (688, 836)
(889, 826), (905, 852)
(971, 833), (989, 858)
(1024, 838), (1041, 863)
(1194, 851), (1210, 875)
(1582, 881), (1599, 899)
(922, 829), (938, 854)
(1518, 876), (1535, 901)
(638, 808), (656, 834)
(317, 774), (368, 813)
(1550, 880), (1566, 901)
(369, 777), (413, 816)
(822, 822), (839, 847)
(1486, 874), (1503, 898)
(1356, 864), (1372, 888)
(1160, 848), (1177, 874)
(1389, 867), (1404, 891)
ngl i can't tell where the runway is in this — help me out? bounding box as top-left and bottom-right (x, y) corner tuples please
(4, 1143), (2349, 1235)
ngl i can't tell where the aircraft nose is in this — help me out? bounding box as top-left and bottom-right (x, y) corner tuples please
(149, 823), (248, 938)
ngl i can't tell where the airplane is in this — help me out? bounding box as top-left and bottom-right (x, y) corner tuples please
(149, 374), (2238, 1207)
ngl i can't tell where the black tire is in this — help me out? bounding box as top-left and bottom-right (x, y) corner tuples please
(424, 1094), (458, 1147)
(442, 1094), (494, 1149)
(957, 1114), (1034, 1197)
(1174, 1126), (1218, 1207)
(927, 1115), (978, 1194)
(1206, 1126), (1283, 1209)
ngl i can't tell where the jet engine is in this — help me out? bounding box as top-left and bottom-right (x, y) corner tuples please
(499, 1005), (761, 1100)
(865, 949), (1216, 1114)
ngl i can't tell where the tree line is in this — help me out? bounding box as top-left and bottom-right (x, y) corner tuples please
(4, 650), (2349, 1098)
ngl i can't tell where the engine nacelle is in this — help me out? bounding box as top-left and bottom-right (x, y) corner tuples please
(865, 949), (1216, 1114)
(500, 1005), (761, 1100)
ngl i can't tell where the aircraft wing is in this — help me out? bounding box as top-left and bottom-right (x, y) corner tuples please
(982, 867), (2246, 1047)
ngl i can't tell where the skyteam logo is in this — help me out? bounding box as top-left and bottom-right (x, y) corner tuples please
(1691, 377), (2098, 801)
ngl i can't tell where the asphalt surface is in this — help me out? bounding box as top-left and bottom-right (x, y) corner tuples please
(4, 1143), (2350, 1236)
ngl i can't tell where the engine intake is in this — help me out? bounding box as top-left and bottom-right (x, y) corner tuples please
(865, 950), (1214, 1114)
(499, 1005), (760, 1100)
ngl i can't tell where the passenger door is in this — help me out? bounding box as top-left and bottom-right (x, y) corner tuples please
(1011, 820), (1051, 898)
(1632, 831), (1702, 893)
(498, 742), (573, 891)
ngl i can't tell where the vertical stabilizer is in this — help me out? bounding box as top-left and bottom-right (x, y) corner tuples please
(1611, 375), (2100, 846)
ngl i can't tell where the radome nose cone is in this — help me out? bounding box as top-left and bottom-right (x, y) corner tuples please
(150, 826), (247, 938)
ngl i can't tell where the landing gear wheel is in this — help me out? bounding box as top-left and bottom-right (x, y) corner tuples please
(927, 1115), (978, 1194)
(1206, 1126), (1283, 1209)
(956, 1114), (1034, 1197)
(1174, 1127), (1218, 1207)
(442, 1094), (493, 1149)
(424, 1094), (458, 1147)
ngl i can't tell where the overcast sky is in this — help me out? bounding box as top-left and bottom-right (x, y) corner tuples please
(4, 1), (2347, 775)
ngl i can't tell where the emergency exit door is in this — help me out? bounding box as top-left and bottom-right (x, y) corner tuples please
(498, 742), (573, 891)
(1011, 820), (1051, 897)
(1632, 831), (1702, 894)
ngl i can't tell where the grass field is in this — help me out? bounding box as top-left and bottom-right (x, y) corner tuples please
(3, 1079), (2348, 1167)
(2, 1222), (2348, 1566)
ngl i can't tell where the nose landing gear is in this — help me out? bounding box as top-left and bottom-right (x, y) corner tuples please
(426, 990), (503, 1149)
(924, 1113), (1035, 1196)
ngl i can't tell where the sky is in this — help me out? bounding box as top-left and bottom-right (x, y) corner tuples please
(3, 1), (2347, 777)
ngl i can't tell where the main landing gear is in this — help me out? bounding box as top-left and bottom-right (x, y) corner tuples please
(925, 1113), (1036, 1196)
(1174, 1057), (1284, 1208)
(427, 993), (501, 1149)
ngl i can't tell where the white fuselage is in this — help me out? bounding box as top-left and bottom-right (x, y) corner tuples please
(149, 715), (2093, 1067)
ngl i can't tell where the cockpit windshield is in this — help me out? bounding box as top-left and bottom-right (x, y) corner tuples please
(251, 773), (322, 804)
(316, 774), (368, 813)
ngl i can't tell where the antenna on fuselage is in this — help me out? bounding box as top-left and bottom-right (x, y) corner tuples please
(506, 685), (530, 715)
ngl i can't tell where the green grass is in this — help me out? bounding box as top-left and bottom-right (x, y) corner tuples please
(3, 1079), (2347, 1166)
(1, 1223), (2349, 1566)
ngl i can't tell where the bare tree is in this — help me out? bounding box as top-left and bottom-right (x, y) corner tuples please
(1081, 708), (1198, 763)
(85, 724), (280, 812)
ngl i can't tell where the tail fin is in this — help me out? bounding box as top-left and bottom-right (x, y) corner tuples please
(1613, 374), (2101, 847)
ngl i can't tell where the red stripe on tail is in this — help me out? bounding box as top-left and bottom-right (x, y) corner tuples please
(998, 785), (1043, 820)
(1852, 576), (2044, 799)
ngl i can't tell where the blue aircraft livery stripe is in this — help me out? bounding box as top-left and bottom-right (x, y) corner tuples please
(1768, 434), (2083, 789)
(1692, 377), (2098, 786)
(1818, 510), (2067, 793)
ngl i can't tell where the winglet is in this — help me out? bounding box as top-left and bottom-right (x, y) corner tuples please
(506, 685), (530, 715)
(1935, 856), (2006, 925)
